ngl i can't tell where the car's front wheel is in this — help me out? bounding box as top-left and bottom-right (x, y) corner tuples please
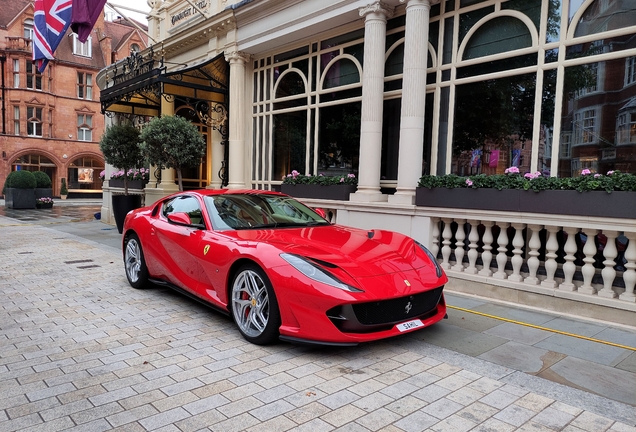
(231, 264), (280, 345)
(124, 233), (149, 289)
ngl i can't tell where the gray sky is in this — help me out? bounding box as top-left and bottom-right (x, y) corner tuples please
(106, 1), (151, 25)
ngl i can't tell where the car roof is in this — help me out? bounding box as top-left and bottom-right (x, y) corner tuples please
(172, 189), (287, 198)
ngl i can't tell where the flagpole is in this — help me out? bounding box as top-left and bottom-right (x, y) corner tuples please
(105, 2), (158, 44)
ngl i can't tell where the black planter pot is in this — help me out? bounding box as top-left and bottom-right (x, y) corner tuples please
(109, 179), (145, 189)
(112, 194), (142, 234)
(35, 188), (53, 199)
(36, 202), (54, 209)
(415, 187), (636, 219)
(5, 188), (36, 209)
(280, 184), (356, 201)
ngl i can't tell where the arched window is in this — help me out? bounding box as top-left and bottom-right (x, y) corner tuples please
(275, 71), (306, 98)
(27, 106), (42, 137)
(131, 43), (140, 53)
(323, 58), (360, 89)
(464, 16), (532, 60)
(574, 0), (636, 37)
(68, 156), (104, 190)
(23, 19), (33, 40)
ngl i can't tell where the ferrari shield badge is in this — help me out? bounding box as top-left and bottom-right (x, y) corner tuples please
(203, 245), (210, 255)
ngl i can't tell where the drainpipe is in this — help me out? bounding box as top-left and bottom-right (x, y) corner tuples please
(0, 55), (6, 135)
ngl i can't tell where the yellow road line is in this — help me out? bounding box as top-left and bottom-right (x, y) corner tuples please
(447, 305), (636, 352)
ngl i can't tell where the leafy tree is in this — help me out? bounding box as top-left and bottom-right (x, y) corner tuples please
(99, 123), (144, 195)
(139, 115), (206, 191)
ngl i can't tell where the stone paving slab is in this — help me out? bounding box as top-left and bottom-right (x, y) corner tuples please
(1, 220), (636, 431)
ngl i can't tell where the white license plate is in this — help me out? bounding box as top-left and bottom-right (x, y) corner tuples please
(396, 319), (424, 332)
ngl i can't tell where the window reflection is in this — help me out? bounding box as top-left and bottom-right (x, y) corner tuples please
(452, 73), (537, 175)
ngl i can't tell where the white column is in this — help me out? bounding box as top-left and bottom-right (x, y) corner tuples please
(465, 220), (479, 274)
(620, 233), (636, 302)
(524, 225), (542, 285)
(389, 0), (433, 205)
(579, 230), (599, 295)
(493, 223), (509, 280)
(541, 226), (560, 288)
(599, 230), (618, 298)
(478, 221), (494, 277)
(440, 218), (453, 270)
(351, 2), (394, 203)
(559, 227), (578, 291)
(158, 97), (179, 193)
(451, 219), (466, 272)
(225, 50), (250, 190)
(509, 223), (525, 282)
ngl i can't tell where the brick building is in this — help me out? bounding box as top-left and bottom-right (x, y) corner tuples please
(0, 0), (147, 197)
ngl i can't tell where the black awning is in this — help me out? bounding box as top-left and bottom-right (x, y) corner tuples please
(100, 51), (229, 117)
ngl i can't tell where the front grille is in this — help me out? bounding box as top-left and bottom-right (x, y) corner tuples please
(352, 287), (444, 325)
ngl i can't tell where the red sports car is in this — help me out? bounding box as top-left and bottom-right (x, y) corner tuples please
(122, 189), (447, 345)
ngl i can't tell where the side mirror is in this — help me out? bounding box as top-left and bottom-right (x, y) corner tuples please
(314, 208), (328, 220)
(167, 212), (192, 226)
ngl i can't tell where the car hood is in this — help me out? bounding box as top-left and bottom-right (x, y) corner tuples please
(231, 225), (432, 278)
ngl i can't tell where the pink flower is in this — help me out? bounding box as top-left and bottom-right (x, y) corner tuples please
(505, 166), (520, 174)
(466, 179), (473, 187)
(347, 174), (356, 178)
(340, 177), (344, 183)
(291, 170), (300, 177)
(581, 169), (591, 175)
(607, 170), (614, 175)
(594, 174), (601, 178)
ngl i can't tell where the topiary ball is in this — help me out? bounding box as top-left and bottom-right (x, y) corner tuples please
(33, 171), (52, 188)
(9, 170), (37, 189)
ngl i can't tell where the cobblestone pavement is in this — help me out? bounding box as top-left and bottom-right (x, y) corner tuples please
(1, 212), (635, 431)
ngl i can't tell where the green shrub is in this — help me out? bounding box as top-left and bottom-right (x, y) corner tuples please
(33, 171), (52, 188)
(60, 178), (68, 195)
(2, 171), (18, 194)
(418, 170), (636, 193)
(7, 170), (37, 189)
(281, 170), (358, 185)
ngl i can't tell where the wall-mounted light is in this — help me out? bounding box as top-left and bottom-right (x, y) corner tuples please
(63, 154), (68, 159)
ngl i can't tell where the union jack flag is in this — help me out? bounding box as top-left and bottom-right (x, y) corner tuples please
(33, 0), (73, 73)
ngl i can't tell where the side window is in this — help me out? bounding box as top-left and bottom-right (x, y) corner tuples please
(162, 196), (204, 226)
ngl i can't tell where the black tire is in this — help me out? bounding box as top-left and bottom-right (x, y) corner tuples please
(230, 263), (281, 345)
(124, 233), (149, 289)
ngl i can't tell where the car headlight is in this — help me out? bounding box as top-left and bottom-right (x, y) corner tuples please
(280, 253), (363, 292)
(415, 241), (444, 278)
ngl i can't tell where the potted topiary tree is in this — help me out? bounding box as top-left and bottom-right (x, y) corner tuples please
(33, 171), (53, 200)
(99, 123), (145, 233)
(4, 170), (37, 209)
(60, 178), (68, 199)
(139, 115), (206, 191)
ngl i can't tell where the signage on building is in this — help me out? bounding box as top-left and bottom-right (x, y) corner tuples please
(170, 1), (209, 28)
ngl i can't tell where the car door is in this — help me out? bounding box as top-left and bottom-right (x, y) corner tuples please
(150, 195), (205, 292)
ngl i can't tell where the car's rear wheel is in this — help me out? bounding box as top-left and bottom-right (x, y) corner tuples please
(124, 233), (149, 289)
(231, 264), (280, 345)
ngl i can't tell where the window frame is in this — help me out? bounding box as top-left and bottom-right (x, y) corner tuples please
(27, 106), (43, 137)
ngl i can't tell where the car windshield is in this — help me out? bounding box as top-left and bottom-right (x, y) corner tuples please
(203, 194), (330, 230)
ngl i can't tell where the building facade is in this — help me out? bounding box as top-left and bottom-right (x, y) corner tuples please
(98, 0), (636, 322)
(0, 1), (147, 197)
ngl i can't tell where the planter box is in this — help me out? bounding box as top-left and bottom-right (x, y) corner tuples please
(35, 188), (53, 199)
(415, 188), (636, 219)
(109, 179), (145, 189)
(280, 184), (356, 201)
(36, 202), (54, 209)
(5, 188), (36, 209)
